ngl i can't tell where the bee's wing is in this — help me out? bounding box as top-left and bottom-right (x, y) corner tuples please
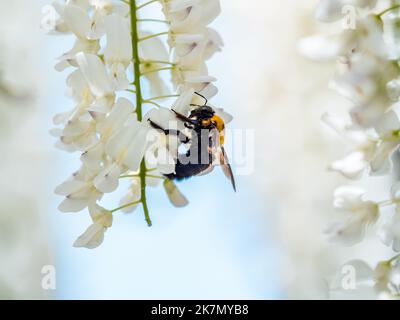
(209, 128), (236, 191)
(196, 165), (215, 176)
(219, 146), (236, 192)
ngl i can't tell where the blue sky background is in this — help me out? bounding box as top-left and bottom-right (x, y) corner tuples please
(36, 0), (283, 299)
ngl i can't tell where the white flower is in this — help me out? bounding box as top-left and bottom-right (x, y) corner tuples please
(139, 32), (171, 97)
(73, 203), (113, 249)
(383, 10), (400, 60)
(53, 2), (100, 70)
(370, 110), (400, 175)
(161, 0), (222, 98)
(97, 97), (134, 138)
(325, 186), (379, 245)
(104, 13), (132, 90)
(52, 0), (130, 71)
(328, 151), (367, 179)
(172, 63), (218, 99)
(52, 115), (97, 152)
(55, 166), (103, 212)
(89, 0), (130, 39)
(119, 179), (141, 213)
(76, 52), (116, 113)
(379, 210), (400, 252)
(298, 34), (344, 62)
(322, 113), (376, 178)
(379, 183), (400, 252)
(93, 162), (121, 193)
(321, 107), (400, 189)
(330, 259), (376, 299)
(170, 27), (223, 67)
(65, 69), (94, 105)
(387, 78), (400, 101)
(105, 118), (152, 172)
(300, 15), (386, 63)
(80, 97), (134, 171)
(162, 0), (221, 33)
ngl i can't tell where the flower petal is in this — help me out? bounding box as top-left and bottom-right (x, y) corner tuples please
(76, 52), (114, 98)
(93, 163), (121, 193)
(62, 4), (91, 39)
(163, 180), (189, 207)
(55, 179), (87, 196)
(104, 14), (132, 64)
(73, 222), (106, 249)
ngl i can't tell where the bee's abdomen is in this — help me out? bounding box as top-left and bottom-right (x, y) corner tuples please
(165, 129), (213, 180)
(165, 163), (211, 180)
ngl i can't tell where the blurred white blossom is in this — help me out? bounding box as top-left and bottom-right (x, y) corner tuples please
(330, 258), (400, 298)
(325, 186), (379, 245)
(305, 0), (400, 299)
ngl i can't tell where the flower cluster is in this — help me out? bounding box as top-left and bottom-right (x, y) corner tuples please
(301, 0), (400, 298)
(46, 0), (223, 248)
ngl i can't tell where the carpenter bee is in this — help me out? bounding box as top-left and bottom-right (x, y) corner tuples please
(148, 92), (236, 191)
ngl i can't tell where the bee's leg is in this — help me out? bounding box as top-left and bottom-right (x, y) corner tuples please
(172, 131), (190, 144)
(171, 109), (197, 125)
(184, 122), (194, 130)
(148, 119), (190, 144)
(148, 119), (165, 131)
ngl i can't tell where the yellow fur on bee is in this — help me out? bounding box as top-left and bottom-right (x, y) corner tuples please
(211, 115), (225, 145)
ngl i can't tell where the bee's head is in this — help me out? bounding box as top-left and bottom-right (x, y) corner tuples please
(189, 106), (215, 120)
(190, 106), (225, 145)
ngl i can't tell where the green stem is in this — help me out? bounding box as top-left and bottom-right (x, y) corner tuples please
(146, 174), (166, 180)
(136, 0), (158, 10)
(141, 60), (176, 66)
(119, 174), (137, 179)
(378, 5), (400, 17)
(378, 200), (394, 207)
(145, 94), (180, 101)
(140, 160), (152, 226)
(130, 0), (152, 227)
(141, 66), (174, 76)
(388, 254), (400, 263)
(120, 174), (165, 180)
(110, 200), (141, 213)
(142, 100), (164, 108)
(138, 18), (169, 24)
(139, 32), (169, 42)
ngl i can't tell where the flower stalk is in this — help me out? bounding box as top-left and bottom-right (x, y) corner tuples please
(111, 200), (142, 213)
(140, 66), (174, 76)
(139, 32), (169, 42)
(378, 4), (400, 17)
(136, 0), (158, 10)
(130, 0), (151, 226)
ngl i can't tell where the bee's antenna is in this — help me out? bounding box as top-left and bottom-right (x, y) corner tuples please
(194, 92), (208, 106)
